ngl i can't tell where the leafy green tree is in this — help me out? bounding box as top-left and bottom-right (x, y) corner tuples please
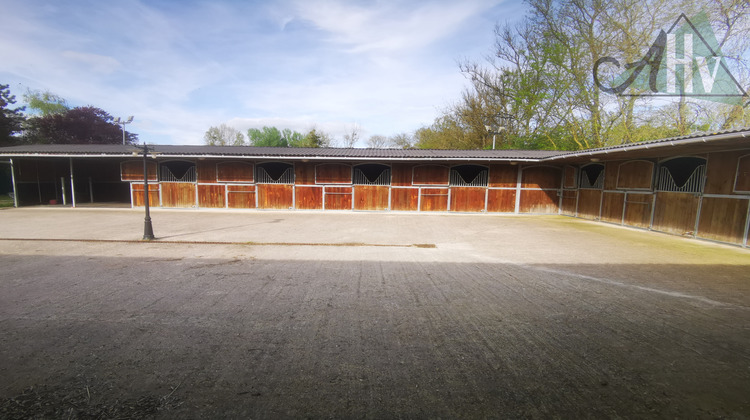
(0, 84), (25, 146)
(204, 124), (245, 145)
(247, 126), (286, 147)
(23, 106), (137, 145)
(23, 89), (69, 116)
(300, 128), (331, 147)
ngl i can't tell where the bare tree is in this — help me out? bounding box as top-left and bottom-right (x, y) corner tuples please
(388, 132), (415, 149)
(204, 124), (245, 146)
(366, 135), (388, 148)
(342, 124), (361, 147)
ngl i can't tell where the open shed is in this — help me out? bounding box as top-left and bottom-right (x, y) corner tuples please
(1, 128), (749, 247)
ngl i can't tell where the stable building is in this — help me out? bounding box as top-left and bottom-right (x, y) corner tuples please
(1, 128), (749, 247)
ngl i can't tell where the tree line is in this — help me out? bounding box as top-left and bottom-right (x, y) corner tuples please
(203, 123), (417, 149)
(0, 85), (138, 146)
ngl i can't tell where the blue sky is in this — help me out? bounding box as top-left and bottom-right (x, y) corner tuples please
(0, 0), (525, 146)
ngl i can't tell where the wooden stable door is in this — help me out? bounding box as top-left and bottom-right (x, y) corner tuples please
(161, 183), (196, 208)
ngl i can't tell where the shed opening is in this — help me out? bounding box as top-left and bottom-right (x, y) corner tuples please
(450, 165), (488, 187)
(353, 164), (391, 185)
(160, 161), (196, 183)
(657, 157), (706, 193)
(257, 162), (294, 184)
(579, 163), (604, 189)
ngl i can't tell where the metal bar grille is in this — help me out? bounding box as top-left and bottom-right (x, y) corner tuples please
(353, 168), (391, 185)
(256, 167), (294, 184)
(160, 165), (196, 183)
(449, 169), (488, 187)
(656, 165), (705, 193)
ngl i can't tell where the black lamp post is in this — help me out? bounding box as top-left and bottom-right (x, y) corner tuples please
(142, 143), (155, 240)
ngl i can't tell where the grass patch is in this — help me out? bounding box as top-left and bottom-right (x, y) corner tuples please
(0, 195), (14, 208)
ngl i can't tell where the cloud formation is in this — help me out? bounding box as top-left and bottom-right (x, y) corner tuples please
(0, 0), (509, 145)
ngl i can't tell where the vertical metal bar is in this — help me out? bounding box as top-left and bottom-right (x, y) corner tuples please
(447, 187), (451, 211)
(36, 162), (41, 203)
(89, 177), (94, 203)
(514, 166), (522, 214)
(129, 183), (134, 209)
(60, 177), (66, 205)
(417, 187), (422, 212)
(621, 192), (627, 225)
(69, 158), (76, 208)
(9, 159), (18, 208)
(225, 184), (229, 209)
(743, 198), (750, 248)
(649, 192), (658, 230)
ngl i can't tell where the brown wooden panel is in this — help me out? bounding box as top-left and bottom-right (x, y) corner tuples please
(450, 187), (486, 212)
(489, 165), (517, 188)
(131, 183), (160, 207)
(413, 165), (449, 186)
(258, 184), (293, 209)
(295, 162), (316, 185)
(563, 166), (577, 189)
(391, 188), (419, 211)
(197, 184), (225, 208)
(697, 197), (749, 244)
(227, 185), (256, 208)
(354, 186), (389, 211)
(652, 192), (700, 235)
(162, 183), (195, 208)
(617, 160), (654, 190)
(420, 188), (448, 211)
(733, 154), (750, 193)
(325, 186), (352, 210)
(487, 189), (516, 212)
(295, 186), (323, 210)
(560, 190), (577, 215)
(603, 162), (618, 190)
(121, 160), (157, 181)
(577, 189), (602, 220)
(196, 161), (216, 183)
(519, 189), (558, 213)
(227, 185), (255, 193)
(316, 164), (351, 184)
(623, 193), (653, 228)
(521, 166), (561, 189)
(391, 164), (413, 187)
(216, 162), (254, 183)
(601, 192), (625, 223)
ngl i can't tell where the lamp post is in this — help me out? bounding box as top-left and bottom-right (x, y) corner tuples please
(484, 113), (515, 149)
(114, 116), (134, 145)
(142, 143), (155, 240)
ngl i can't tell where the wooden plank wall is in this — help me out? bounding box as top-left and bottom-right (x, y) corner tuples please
(519, 166), (560, 213)
(227, 185), (256, 208)
(354, 186), (389, 211)
(391, 188), (419, 211)
(258, 184), (294, 209)
(131, 183), (160, 207)
(295, 186), (323, 210)
(162, 183), (196, 208)
(197, 184), (224, 208)
(325, 186), (352, 210)
(121, 160), (157, 181)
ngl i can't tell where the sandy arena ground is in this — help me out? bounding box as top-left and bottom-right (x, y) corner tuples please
(0, 208), (749, 418)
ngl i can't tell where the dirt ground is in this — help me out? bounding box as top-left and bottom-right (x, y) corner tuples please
(0, 208), (749, 418)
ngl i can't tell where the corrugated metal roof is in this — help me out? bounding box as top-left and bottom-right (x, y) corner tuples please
(0, 144), (562, 161)
(1, 127), (749, 162)
(545, 127), (750, 160)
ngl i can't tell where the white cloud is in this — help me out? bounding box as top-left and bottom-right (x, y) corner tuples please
(0, 0), (510, 146)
